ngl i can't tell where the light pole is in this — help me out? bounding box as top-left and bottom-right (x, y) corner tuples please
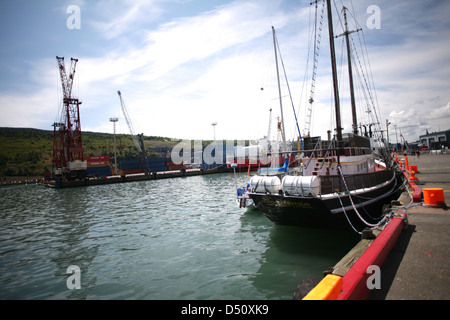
(394, 124), (399, 151)
(211, 122), (217, 141)
(386, 119), (391, 149)
(110, 117), (118, 175)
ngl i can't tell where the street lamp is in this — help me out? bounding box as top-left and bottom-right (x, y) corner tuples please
(386, 119), (391, 149)
(110, 117), (118, 175)
(394, 124), (399, 151)
(211, 122), (217, 141)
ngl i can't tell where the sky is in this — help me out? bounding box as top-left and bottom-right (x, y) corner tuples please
(0, 0), (449, 144)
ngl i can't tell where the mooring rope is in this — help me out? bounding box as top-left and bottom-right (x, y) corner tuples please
(337, 165), (388, 229)
(336, 192), (361, 234)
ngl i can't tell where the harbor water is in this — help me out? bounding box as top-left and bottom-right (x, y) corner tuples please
(0, 172), (358, 300)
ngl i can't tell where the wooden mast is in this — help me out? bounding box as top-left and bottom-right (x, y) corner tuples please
(341, 6), (361, 135)
(326, 0), (342, 143)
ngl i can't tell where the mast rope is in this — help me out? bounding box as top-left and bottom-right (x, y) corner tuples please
(304, 0), (325, 137)
(273, 34), (303, 149)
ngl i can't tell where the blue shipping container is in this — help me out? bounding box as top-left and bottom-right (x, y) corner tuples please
(87, 166), (112, 177)
(147, 157), (165, 163)
(146, 165), (167, 172)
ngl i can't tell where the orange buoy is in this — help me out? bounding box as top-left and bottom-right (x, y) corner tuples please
(423, 188), (445, 207)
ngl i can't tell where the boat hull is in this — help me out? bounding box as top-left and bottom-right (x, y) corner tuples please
(249, 170), (404, 231)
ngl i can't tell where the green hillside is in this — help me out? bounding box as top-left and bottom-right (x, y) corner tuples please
(0, 127), (180, 182)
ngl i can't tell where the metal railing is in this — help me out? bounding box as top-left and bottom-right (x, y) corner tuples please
(320, 169), (394, 194)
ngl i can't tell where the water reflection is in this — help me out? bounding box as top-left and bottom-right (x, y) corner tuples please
(240, 209), (358, 299)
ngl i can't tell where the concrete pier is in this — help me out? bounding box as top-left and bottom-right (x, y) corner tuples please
(301, 153), (450, 300)
(370, 153), (450, 300)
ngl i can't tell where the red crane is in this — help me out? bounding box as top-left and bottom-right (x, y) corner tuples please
(52, 56), (87, 180)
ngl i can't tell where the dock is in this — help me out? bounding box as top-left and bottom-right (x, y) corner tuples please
(40, 167), (229, 188)
(302, 153), (450, 300)
(370, 153), (450, 300)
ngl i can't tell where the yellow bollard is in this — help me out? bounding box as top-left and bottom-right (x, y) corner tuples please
(302, 274), (343, 300)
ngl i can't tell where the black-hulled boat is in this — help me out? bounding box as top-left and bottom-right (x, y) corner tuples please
(247, 1), (405, 232)
(248, 135), (404, 231)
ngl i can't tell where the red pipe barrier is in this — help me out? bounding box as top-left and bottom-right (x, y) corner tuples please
(338, 213), (407, 300)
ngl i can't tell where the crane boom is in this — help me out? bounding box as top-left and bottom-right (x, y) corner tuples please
(117, 90), (142, 152)
(57, 56), (78, 102)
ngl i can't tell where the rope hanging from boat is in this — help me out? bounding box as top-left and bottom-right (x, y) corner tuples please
(337, 165), (388, 229)
(336, 192), (362, 234)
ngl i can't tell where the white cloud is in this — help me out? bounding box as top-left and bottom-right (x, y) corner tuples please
(63, 0), (296, 139)
(0, 88), (58, 129)
(91, 0), (163, 39)
(386, 101), (450, 146)
(366, 35), (450, 141)
(1, 0), (449, 144)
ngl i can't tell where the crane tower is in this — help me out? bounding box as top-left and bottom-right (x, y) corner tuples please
(52, 56), (87, 180)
